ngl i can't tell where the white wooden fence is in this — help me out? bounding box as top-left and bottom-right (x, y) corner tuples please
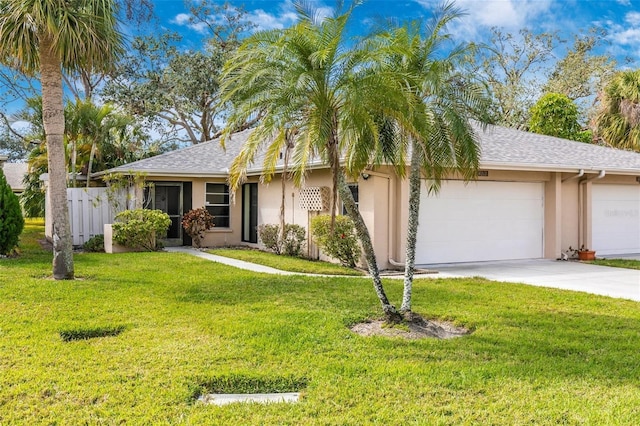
(67, 188), (114, 246)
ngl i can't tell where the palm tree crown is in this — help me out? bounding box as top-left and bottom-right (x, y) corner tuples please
(221, 1), (413, 318)
(595, 70), (640, 152)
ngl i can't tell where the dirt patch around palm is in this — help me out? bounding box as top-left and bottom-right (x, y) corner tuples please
(350, 315), (470, 340)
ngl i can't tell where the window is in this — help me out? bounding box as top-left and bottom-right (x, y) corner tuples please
(342, 184), (359, 215)
(205, 183), (230, 227)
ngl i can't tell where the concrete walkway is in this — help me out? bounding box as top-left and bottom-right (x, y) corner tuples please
(166, 247), (640, 301)
(166, 246), (300, 275)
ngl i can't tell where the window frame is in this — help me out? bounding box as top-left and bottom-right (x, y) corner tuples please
(204, 182), (230, 228)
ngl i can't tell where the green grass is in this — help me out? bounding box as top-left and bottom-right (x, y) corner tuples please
(208, 247), (364, 275)
(1, 221), (640, 424)
(591, 258), (640, 270)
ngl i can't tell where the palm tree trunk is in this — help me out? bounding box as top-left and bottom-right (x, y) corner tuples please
(71, 139), (77, 187)
(40, 35), (74, 280)
(401, 146), (422, 317)
(278, 135), (293, 248)
(337, 172), (401, 322)
(86, 141), (96, 189)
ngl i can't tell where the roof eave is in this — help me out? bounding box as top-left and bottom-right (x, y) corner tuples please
(481, 161), (640, 175)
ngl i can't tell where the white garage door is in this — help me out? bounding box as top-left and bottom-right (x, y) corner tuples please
(592, 184), (640, 255)
(416, 180), (544, 264)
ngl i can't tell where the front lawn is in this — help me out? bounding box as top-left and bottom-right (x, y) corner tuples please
(208, 247), (364, 275)
(591, 258), (640, 270)
(1, 222), (640, 424)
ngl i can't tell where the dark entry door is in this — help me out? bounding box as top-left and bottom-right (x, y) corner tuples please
(153, 183), (183, 246)
(242, 183), (258, 243)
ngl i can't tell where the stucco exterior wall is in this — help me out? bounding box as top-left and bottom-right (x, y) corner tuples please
(561, 178), (580, 253)
(136, 166), (638, 267)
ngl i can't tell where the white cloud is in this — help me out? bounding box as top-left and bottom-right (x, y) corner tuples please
(414, 0), (552, 38)
(170, 1), (333, 34)
(170, 13), (209, 34)
(625, 11), (640, 26)
(616, 0), (631, 5)
(595, 11), (640, 63)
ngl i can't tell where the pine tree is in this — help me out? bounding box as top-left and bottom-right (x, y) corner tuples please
(0, 168), (25, 256)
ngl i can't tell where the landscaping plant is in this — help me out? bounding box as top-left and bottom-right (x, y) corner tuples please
(181, 207), (216, 248)
(281, 224), (306, 256)
(310, 214), (359, 267)
(257, 224), (281, 253)
(258, 223), (306, 256)
(0, 168), (25, 256)
(82, 234), (105, 253)
(112, 209), (171, 251)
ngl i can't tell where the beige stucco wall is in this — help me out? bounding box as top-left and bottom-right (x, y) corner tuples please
(141, 167), (638, 268)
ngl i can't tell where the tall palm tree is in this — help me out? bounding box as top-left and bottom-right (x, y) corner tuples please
(0, 0), (123, 279)
(374, 7), (491, 317)
(221, 2), (412, 320)
(595, 70), (640, 152)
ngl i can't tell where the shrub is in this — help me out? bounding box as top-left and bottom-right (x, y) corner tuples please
(258, 223), (307, 256)
(112, 209), (171, 251)
(310, 215), (359, 267)
(83, 234), (105, 252)
(182, 207), (216, 248)
(281, 224), (306, 257)
(0, 168), (24, 256)
(258, 224), (281, 254)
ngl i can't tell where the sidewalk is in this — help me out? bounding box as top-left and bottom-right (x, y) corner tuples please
(164, 246), (457, 279)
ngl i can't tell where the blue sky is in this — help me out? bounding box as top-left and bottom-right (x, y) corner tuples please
(148, 0), (640, 64)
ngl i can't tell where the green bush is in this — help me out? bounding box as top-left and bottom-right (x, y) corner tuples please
(112, 209), (171, 251)
(83, 234), (105, 252)
(257, 224), (281, 253)
(0, 168), (24, 256)
(181, 207), (216, 248)
(310, 215), (359, 267)
(281, 224), (306, 257)
(258, 223), (306, 256)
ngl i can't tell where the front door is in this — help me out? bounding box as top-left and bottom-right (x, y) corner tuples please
(152, 182), (183, 246)
(242, 183), (258, 243)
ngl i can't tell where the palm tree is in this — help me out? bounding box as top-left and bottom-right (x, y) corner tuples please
(220, 2), (412, 320)
(0, 0), (123, 279)
(374, 7), (491, 317)
(595, 70), (640, 152)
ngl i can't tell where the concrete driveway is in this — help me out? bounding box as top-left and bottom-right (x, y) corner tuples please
(426, 259), (640, 302)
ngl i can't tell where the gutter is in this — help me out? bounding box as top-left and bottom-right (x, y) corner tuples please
(562, 169), (584, 182)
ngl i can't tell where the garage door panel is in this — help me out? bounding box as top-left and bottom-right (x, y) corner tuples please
(592, 185), (640, 255)
(416, 180), (544, 264)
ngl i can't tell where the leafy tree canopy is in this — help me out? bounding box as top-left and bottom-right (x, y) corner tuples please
(529, 93), (591, 143)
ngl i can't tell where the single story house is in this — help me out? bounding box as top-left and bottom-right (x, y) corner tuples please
(0, 157), (28, 195)
(100, 124), (640, 267)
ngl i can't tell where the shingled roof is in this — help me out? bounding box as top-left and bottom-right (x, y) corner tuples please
(1, 162), (28, 192)
(477, 124), (640, 174)
(102, 124), (640, 177)
(103, 128), (254, 177)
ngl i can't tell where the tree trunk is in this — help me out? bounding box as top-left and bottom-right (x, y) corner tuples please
(278, 136), (292, 248)
(337, 172), (401, 322)
(86, 142), (96, 189)
(40, 35), (74, 280)
(401, 147), (422, 317)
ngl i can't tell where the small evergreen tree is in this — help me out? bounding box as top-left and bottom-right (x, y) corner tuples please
(0, 168), (25, 256)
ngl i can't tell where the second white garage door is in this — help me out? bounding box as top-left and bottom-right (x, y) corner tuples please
(592, 184), (640, 255)
(415, 180), (544, 264)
